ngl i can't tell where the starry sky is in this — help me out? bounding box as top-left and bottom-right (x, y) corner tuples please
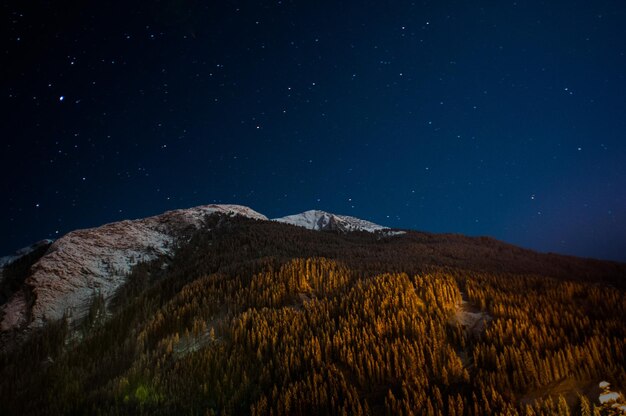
(2, 0), (626, 262)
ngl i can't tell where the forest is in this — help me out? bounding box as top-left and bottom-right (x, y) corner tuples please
(0, 214), (625, 415)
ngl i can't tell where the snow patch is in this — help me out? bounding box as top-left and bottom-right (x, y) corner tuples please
(600, 391), (621, 404)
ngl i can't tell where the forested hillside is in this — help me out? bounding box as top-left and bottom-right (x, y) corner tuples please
(1, 214), (625, 415)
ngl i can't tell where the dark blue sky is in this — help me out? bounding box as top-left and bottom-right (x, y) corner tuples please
(2, 0), (626, 261)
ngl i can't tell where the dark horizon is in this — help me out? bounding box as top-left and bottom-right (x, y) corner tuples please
(3, 1), (626, 262)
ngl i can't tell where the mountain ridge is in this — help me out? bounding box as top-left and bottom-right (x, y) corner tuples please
(0, 204), (392, 333)
(1, 203), (624, 335)
(1, 204), (625, 415)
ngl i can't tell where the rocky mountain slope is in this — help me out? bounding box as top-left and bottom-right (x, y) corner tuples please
(0, 204), (266, 331)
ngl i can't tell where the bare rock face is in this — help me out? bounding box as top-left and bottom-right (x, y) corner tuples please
(0, 204), (267, 331)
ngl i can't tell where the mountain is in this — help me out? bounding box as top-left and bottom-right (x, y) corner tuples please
(1, 205), (395, 332)
(274, 209), (389, 232)
(0, 204), (266, 331)
(1, 204), (625, 416)
(1, 204), (624, 334)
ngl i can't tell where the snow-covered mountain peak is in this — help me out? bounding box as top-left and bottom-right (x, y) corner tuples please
(274, 210), (388, 233)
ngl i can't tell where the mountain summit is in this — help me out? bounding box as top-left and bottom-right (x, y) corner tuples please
(274, 209), (388, 232)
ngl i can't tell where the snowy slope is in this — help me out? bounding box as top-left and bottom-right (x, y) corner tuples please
(0, 205), (266, 331)
(274, 210), (388, 233)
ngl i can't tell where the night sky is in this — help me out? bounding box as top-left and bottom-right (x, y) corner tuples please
(2, 1), (626, 262)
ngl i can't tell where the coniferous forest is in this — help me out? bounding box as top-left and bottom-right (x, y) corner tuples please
(1, 214), (625, 415)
